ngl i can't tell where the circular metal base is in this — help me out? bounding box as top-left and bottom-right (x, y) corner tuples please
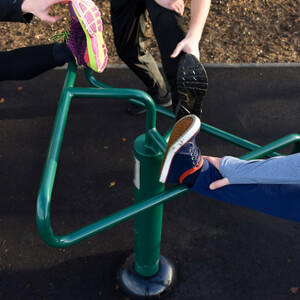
(117, 255), (176, 299)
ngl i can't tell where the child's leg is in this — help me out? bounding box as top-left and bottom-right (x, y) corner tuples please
(191, 159), (300, 222)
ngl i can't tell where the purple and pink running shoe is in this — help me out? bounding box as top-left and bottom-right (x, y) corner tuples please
(68, 0), (108, 73)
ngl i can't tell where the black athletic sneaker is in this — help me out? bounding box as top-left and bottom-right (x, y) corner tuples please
(174, 54), (208, 120)
(127, 89), (172, 115)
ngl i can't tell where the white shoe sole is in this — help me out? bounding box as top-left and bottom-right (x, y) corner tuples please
(159, 115), (201, 183)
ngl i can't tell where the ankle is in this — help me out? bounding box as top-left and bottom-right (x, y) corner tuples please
(52, 42), (75, 66)
(182, 169), (201, 187)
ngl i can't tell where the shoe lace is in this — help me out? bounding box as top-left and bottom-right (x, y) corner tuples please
(52, 31), (70, 43)
(188, 142), (201, 166)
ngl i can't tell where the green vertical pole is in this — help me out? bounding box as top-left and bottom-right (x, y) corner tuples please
(117, 133), (175, 298)
(133, 134), (165, 277)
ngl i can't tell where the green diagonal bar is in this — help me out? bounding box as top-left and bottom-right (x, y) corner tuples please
(240, 133), (300, 160)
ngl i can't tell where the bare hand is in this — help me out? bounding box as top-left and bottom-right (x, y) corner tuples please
(154, 0), (184, 15)
(170, 36), (200, 59)
(203, 156), (230, 190)
(21, 0), (66, 23)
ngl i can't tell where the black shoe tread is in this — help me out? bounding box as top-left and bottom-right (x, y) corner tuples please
(176, 54), (208, 119)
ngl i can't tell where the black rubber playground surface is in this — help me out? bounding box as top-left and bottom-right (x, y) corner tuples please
(0, 64), (299, 299)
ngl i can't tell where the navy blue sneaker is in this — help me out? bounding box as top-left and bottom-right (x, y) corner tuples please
(159, 114), (203, 184)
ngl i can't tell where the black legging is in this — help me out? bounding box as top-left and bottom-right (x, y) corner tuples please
(0, 43), (74, 81)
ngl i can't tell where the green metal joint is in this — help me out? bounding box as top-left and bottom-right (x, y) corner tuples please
(146, 128), (168, 153)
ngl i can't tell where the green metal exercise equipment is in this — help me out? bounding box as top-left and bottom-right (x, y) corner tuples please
(36, 62), (300, 299)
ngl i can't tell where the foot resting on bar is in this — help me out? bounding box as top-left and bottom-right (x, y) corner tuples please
(159, 114), (300, 222)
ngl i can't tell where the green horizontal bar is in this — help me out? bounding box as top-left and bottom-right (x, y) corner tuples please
(200, 123), (281, 157)
(84, 68), (111, 89)
(240, 133), (300, 160)
(37, 184), (187, 248)
(84, 68), (176, 120)
(82, 64), (291, 157)
(69, 87), (159, 147)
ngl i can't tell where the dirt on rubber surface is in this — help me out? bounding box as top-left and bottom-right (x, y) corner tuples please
(0, 0), (299, 64)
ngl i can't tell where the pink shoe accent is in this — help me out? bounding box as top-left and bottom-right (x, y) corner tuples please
(71, 0), (108, 72)
(99, 46), (108, 73)
(79, 2), (86, 12)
